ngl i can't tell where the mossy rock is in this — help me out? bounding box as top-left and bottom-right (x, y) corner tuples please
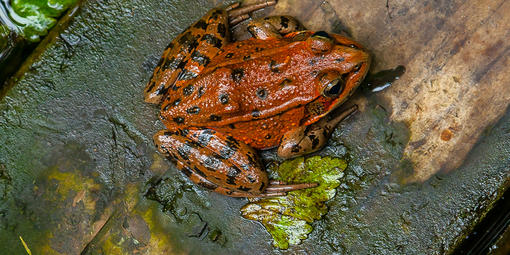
(1, 0), (509, 254)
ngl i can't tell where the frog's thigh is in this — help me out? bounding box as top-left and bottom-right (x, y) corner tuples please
(153, 129), (268, 196)
(247, 16), (303, 40)
(144, 8), (230, 104)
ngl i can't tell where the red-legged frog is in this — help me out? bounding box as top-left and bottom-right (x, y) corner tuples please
(144, 1), (370, 197)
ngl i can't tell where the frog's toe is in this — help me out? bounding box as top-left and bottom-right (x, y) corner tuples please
(227, 0), (277, 26)
(225, 2), (240, 11)
(265, 182), (318, 192)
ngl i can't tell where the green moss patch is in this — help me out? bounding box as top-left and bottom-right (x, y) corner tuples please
(241, 156), (347, 249)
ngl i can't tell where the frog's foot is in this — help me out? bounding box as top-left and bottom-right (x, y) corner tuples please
(247, 15), (304, 39)
(278, 105), (358, 159)
(228, 0), (277, 26)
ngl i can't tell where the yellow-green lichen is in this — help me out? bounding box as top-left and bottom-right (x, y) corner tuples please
(241, 156), (347, 249)
(45, 166), (99, 206)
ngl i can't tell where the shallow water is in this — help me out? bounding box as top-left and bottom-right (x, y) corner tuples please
(0, 0), (24, 85)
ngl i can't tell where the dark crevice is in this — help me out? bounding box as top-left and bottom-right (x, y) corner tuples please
(453, 185), (510, 255)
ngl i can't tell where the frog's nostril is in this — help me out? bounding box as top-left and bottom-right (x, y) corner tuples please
(349, 44), (359, 49)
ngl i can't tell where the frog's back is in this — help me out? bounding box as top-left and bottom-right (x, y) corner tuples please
(160, 38), (321, 130)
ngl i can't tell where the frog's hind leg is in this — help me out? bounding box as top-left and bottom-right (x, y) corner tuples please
(154, 128), (269, 197)
(278, 105), (358, 159)
(145, 2), (278, 105)
(154, 128), (316, 197)
(145, 8), (231, 104)
(247, 15), (304, 39)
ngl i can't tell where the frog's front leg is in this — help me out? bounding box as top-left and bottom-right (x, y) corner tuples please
(247, 15), (304, 39)
(278, 105), (358, 159)
(154, 128), (315, 197)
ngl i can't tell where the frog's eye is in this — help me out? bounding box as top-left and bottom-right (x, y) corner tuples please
(320, 72), (345, 97)
(323, 78), (345, 97)
(308, 31), (334, 54)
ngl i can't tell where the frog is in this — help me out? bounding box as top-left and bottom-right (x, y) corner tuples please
(144, 0), (370, 197)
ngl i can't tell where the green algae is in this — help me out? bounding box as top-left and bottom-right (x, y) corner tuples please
(241, 156), (347, 249)
(10, 0), (78, 41)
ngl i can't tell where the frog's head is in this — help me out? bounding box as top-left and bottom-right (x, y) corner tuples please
(301, 31), (370, 125)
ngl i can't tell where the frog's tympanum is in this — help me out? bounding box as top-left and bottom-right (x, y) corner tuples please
(144, 1), (370, 197)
